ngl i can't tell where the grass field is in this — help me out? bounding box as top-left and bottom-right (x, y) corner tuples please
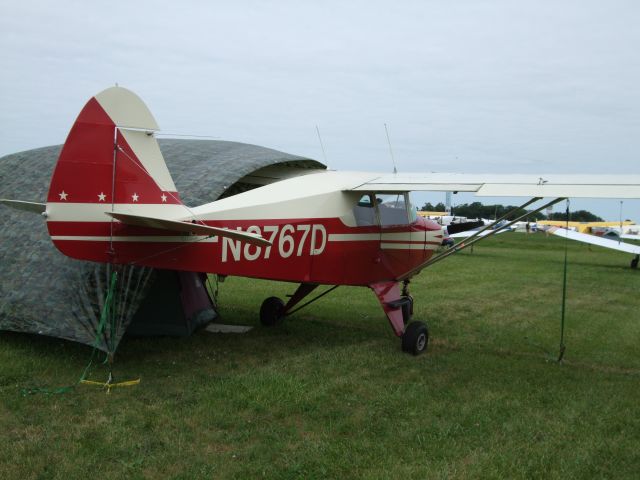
(1, 233), (639, 479)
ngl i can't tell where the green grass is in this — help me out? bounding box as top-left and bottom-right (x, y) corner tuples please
(1, 233), (639, 479)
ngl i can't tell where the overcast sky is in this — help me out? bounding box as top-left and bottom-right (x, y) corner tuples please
(1, 0), (639, 219)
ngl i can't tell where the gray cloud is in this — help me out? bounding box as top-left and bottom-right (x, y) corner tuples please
(1, 0), (639, 218)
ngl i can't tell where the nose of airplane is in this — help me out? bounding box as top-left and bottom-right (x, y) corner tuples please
(418, 215), (442, 232)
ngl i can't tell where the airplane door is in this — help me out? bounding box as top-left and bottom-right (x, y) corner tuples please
(409, 221), (428, 265)
(408, 193), (428, 265)
(375, 193), (412, 277)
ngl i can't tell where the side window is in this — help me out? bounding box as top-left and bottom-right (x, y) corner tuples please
(407, 192), (418, 223)
(353, 194), (376, 226)
(376, 193), (409, 227)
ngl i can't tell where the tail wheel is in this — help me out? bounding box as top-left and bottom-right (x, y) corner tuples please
(401, 321), (429, 355)
(259, 297), (285, 326)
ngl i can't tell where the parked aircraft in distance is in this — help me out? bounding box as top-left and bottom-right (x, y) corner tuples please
(545, 226), (640, 269)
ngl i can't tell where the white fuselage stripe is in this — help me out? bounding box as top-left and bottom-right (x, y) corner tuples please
(51, 235), (215, 243)
(329, 232), (442, 241)
(51, 234), (440, 250)
(328, 233), (379, 241)
(381, 243), (438, 250)
(45, 203), (190, 222)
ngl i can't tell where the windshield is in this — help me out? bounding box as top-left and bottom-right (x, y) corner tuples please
(376, 193), (409, 227)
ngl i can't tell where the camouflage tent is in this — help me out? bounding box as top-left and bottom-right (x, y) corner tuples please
(0, 139), (324, 354)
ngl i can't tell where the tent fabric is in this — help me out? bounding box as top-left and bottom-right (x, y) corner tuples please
(126, 271), (216, 337)
(0, 139), (325, 352)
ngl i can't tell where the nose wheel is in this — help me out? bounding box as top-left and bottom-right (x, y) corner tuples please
(401, 321), (429, 355)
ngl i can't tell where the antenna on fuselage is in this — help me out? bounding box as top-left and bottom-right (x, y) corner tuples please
(315, 125), (328, 164)
(384, 123), (398, 174)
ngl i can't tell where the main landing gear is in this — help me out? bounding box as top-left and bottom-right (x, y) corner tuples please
(401, 321), (429, 355)
(259, 283), (338, 327)
(260, 280), (429, 356)
(259, 297), (285, 326)
(370, 279), (430, 355)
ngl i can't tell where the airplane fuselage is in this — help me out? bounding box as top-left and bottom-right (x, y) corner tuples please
(47, 171), (444, 286)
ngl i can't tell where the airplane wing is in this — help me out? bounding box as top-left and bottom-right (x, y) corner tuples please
(106, 212), (271, 247)
(449, 228), (511, 239)
(348, 173), (640, 198)
(546, 226), (640, 255)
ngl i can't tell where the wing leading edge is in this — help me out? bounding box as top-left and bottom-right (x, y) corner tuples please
(349, 173), (640, 198)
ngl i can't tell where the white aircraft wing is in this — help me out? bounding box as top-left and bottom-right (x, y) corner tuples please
(449, 228), (510, 239)
(348, 173), (640, 198)
(547, 227), (640, 255)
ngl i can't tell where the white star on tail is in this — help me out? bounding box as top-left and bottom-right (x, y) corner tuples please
(59, 191), (68, 201)
(98, 192), (106, 202)
(132, 193), (139, 202)
(161, 194), (167, 202)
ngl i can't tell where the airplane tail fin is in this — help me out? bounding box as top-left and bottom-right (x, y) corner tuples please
(46, 87), (186, 262)
(47, 86), (180, 208)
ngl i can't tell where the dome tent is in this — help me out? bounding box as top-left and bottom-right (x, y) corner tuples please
(0, 139), (325, 355)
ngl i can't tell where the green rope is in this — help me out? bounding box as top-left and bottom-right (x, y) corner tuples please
(81, 271), (118, 379)
(557, 201), (570, 363)
(22, 271), (118, 396)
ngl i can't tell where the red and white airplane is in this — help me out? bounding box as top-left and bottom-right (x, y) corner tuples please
(3, 87), (640, 354)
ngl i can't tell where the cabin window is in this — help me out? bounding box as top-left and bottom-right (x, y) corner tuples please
(407, 192), (418, 223)
(353, 194), (376, 226)
(376, 193), (410, 227)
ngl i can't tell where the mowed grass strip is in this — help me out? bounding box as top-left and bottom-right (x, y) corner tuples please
(1, 233), (639, 479)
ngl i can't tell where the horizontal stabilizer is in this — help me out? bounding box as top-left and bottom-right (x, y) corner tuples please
(107, 212), (271, 247)
(547, 227), (640, 255)
(0, 199), (46, 214)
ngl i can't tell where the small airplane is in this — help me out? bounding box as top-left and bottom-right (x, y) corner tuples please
(545, 226), (640, 269)
(2, 87), (640, 355)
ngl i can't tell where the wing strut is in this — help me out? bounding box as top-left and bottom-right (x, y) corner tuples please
(401, 197), (566, 279)
(453, 197), (541, 244)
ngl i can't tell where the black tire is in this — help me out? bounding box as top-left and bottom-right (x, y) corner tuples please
(631, 257), (639, 269)
(401, 321), (429, 355)
(260, 296), (285, 326)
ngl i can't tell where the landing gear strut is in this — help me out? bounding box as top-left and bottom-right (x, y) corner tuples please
(401, 279), (413, 324)
(370, 280), (430, 355)
(260, 283), (334, 326)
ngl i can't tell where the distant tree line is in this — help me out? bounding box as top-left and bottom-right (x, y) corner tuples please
(420, 201), (604, 222)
